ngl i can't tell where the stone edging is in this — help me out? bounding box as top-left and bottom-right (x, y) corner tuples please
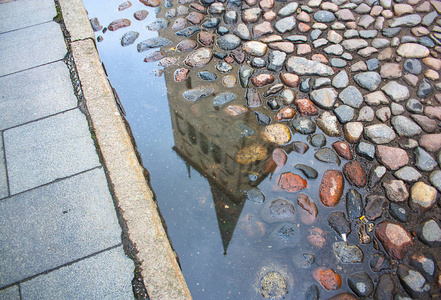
(57, 0), (192, 299)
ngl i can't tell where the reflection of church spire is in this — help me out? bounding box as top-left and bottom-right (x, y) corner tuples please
(210, 183), (245, 255)
(185, 160), (191, 179)
(164, 55), (273, 254)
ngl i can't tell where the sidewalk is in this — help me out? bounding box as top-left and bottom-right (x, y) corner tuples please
(0, 0), (135, 298)
(0, 0), (191, 299)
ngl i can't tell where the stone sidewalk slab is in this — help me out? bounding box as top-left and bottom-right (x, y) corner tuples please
(58, 0), (94, 42)
(0, 61), (78, 130)
(0, 137), (7, 199)
(0, 168), (123, 288)
(4, 109), (100, 195)
(21, 246), (133, 300)
(0, 285), (19, 300)
(0, 21), (66, 76)
(0, 0), (56, 33)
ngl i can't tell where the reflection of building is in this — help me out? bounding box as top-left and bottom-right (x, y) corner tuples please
(164, 69), (274, 253)
(211, 184), (245, 254)
(167, 86), (273, 202)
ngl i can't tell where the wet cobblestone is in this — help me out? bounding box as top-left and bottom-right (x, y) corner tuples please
(89, 0), (441, 297)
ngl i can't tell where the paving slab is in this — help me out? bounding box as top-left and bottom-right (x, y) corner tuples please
(0, 168), (123, 288)
(0, 0), (56, 33)
(0, 136), (7, 199)
(0, 1), (17, 5)
(0, 21), (66, 76)
(20, 246), (133, 300)
(0, 61), (78, 130)
(58, 0), (94, 42)
(4, 109), (100, 195)
(0, 285), (19, 300)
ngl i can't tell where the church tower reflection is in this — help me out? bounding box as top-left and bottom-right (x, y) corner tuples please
(165, 70), (275, 253)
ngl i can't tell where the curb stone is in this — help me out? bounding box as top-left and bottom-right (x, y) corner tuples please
(57, 0), (192, 299)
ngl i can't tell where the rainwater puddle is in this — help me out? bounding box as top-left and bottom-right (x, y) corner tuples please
(83, 1), (378, 299)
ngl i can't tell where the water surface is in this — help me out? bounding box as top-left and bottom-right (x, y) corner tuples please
(82, 1), (373, 298)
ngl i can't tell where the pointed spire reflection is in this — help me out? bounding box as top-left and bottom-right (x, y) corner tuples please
(165, 68), (274, 253)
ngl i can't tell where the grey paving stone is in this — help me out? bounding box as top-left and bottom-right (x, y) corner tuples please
(0, 22), (66, 76)
(0, 0), (56, 33)
(4, 109), (100, 194)
(58, 0), (95, 42)
(0, 168), (123, 288)
(0, 285), (20, 300)
(0, 61), (77, 130)
(21, 246), (133, 299)
(0, 136), (7, 199)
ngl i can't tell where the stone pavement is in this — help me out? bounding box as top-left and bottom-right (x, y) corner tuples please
(118, 0), (441, 296)
(0, 0), (135, 298)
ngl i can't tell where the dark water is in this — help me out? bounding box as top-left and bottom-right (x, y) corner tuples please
(81, 1), (376, 298)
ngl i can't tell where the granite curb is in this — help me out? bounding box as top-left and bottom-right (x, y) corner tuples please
(57, 0), (192, 299)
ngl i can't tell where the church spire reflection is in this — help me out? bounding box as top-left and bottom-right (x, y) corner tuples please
(165, 68), (275, 253)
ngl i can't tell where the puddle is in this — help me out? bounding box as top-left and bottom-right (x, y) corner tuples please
(82, 0), (440, 299)
(82, 1), (375, 298)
